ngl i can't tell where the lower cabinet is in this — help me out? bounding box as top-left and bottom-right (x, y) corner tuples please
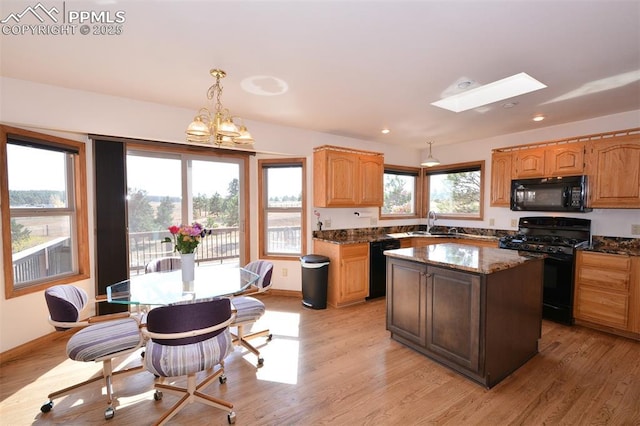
(386, 256), (543, 388)
(313, 240), (369, 307)
(574, 251), (640, 339)
(426, 266), (481, 373)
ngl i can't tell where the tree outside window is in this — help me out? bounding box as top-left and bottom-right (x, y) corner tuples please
(382, 167), (419, 218)
(425, 161), (484, 219)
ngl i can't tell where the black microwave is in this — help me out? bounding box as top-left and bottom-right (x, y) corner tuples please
(511, 175), (592, 212)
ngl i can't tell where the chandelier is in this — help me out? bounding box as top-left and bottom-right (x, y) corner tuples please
(185, 68), (254, 147)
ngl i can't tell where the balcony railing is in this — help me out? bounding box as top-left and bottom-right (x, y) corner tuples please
(12, 226), (301, 283)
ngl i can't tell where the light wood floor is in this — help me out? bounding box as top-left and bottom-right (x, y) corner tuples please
(1, 295), (639, 425)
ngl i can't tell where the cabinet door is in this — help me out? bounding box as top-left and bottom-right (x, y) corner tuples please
(490, 151), (513, 206)
(544, 143), (585, 176)
(587, 135), (640, 208)
(574, 251), (631, 330)
(386, 258), (427, 347)
(358, 154), (384, 206)
(514, 147), (545, 178)
(426, 266), (481, 372)
(340, 243), (369, 303)
(325, 151), (359, 206)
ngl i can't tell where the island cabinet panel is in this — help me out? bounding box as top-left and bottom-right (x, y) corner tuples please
(386, 259), (427, 347)
(385, 253), (543, 388)
(426, 267), (481, 373)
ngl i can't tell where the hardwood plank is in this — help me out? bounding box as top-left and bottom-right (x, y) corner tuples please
(1, 295), (639, 425)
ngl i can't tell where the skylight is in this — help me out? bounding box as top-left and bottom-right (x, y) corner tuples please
(431, 72), (547, 113)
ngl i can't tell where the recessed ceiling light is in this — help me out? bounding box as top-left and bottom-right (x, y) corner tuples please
(381, 128), (390, 134)
(533, 115), (545, 122)
(502, 102), (518, 108)
(431, 72), (547, 113)
(457, 80), (474, 90)
(240, 75), (289, 96)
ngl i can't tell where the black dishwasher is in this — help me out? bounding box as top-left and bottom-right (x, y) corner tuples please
(367, 238), (401, 299)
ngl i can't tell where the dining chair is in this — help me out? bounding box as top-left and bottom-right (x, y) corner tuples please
(142, 297), (236, 425)
(41, 285), (145, 420)
(145, 256), (182, 273)
(230, 260), (274, 367)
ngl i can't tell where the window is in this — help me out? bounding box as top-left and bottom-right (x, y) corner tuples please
(259, 159), (306, 258)
(381, 166), (420, 218)
(423, 161), (485, 220)
(126, 148), (245, 275)
(1, 126), (89, 298)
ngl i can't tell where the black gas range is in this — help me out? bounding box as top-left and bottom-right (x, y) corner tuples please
(499, 216), (591, 325)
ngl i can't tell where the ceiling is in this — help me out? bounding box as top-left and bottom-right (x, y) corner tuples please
(1, 1), (639, 149)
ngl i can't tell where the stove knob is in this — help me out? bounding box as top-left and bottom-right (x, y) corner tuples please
(547, 246), (556, 253)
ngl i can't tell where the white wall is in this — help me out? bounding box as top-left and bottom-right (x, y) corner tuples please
(0, 76), (638, 352)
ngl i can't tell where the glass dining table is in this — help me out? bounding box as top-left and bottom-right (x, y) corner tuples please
(106, 265), (259, 307)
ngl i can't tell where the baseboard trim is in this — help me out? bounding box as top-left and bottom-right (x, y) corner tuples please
(265, 289), (302, 298)
(1, 330), (72, 366)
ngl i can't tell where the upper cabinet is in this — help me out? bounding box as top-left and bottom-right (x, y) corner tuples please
(544, 143), (585, 177)
(489, 151), (512, 207)
(586, 133), (640, 208)
(313, 145), (384, 207)
(513, 147), (546, 178)
(490, 128), (639, 209)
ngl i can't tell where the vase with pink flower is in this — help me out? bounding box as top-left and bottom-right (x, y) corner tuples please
(163, 222), (205, 285)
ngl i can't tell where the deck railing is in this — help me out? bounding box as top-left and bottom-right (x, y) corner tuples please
(12, 225), (301, 282)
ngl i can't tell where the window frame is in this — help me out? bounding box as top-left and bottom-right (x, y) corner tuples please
(422, 160), (485, 220)
(1, 125), (90, 299)
(380, 164), (421, 220)
(258, 158), (307, 260)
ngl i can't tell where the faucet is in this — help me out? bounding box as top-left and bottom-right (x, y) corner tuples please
(427, 210), (437, 234)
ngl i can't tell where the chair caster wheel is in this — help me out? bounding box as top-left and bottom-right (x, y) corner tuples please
(267, 334), (273, 341)
(104, 407), (115, 420)
(257, 357), (264, 366)
(228, 411), (237, 424)
(154, 390), (163, 401)
(219, 374), (227, 384)
(40, 401), (53, 413)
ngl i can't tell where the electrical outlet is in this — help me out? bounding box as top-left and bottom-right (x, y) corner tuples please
(370, 217), (378, 226)
(632, 224), (640, 235)
(324, 218), (331, 228)
(282, 268), (288, 277)
(489, 218), (495, 226)
(511, 219), (518, 227)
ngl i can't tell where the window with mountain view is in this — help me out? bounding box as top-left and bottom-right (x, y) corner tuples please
(259, 159), (306, 258)
(424, 161), (484, 220)
(1, 126), (89, 297)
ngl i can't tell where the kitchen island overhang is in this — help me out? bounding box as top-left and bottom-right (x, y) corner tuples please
(384, 243), (545, 389)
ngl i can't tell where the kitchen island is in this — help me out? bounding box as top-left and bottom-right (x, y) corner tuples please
(385, 243), (544, 388)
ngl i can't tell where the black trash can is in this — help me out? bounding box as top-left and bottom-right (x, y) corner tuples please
(301, 254), (330, 309)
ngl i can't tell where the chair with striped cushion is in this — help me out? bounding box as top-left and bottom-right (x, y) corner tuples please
(230, 260), (274, 367)
(145, 256), (182, 273)
(41, 285), (144, 420)
(143, 298), (236, 425)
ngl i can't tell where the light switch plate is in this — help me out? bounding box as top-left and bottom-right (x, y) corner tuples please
(511, 219), (518, 227)
(489, 218), (495, 226)
(632, 224), (640, 235)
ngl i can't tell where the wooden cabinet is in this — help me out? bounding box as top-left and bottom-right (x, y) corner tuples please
(426, 266), (481, 372)
(386, 255), (544, 388)
(544, 142), (585, 176)
(574, 251), (640, 339)
(490, 151), (513, 207)
(313, 240), (369, 307)
(586, 134), (640, 208)
(313, 145), (384, 207)
(513, 147), (546, 178)
(386, 258), (427, 346)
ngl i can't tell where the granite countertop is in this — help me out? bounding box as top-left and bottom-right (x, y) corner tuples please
(384, 243), (544, 274)
(314, 232), (500, 245)
(581, 236), (640, 256)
